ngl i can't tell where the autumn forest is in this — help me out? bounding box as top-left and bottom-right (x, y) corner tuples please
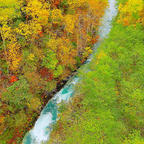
(0, 0), (144, 144)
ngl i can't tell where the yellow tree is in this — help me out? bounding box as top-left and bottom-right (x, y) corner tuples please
(24, 0), (50, 25)
(118, 0), (144, 25)
(0, 24), (21, 72)
(0, 0), (21, 23)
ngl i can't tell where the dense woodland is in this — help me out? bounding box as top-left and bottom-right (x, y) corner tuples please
(0, 0), (107, 143)
(48, 0), (144, 143)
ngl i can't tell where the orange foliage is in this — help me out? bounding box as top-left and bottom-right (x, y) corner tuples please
(40, 67), (54, 81)
(53, 0), (61, 7)
(47, 73), (53, 82)
(38, 31), (44, 37)
(0, 116), (5, 123)
(9, 76), (18, 83)
(91, 35), (100, 44)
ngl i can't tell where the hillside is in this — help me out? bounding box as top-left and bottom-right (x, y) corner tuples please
(47, 0), (144, 143)
(0, 0), (107, 143)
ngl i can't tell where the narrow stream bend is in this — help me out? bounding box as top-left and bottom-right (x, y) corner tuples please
(23, 0), (118, 143)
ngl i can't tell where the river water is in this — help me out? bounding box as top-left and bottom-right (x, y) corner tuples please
(23, 0), (118, 143)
